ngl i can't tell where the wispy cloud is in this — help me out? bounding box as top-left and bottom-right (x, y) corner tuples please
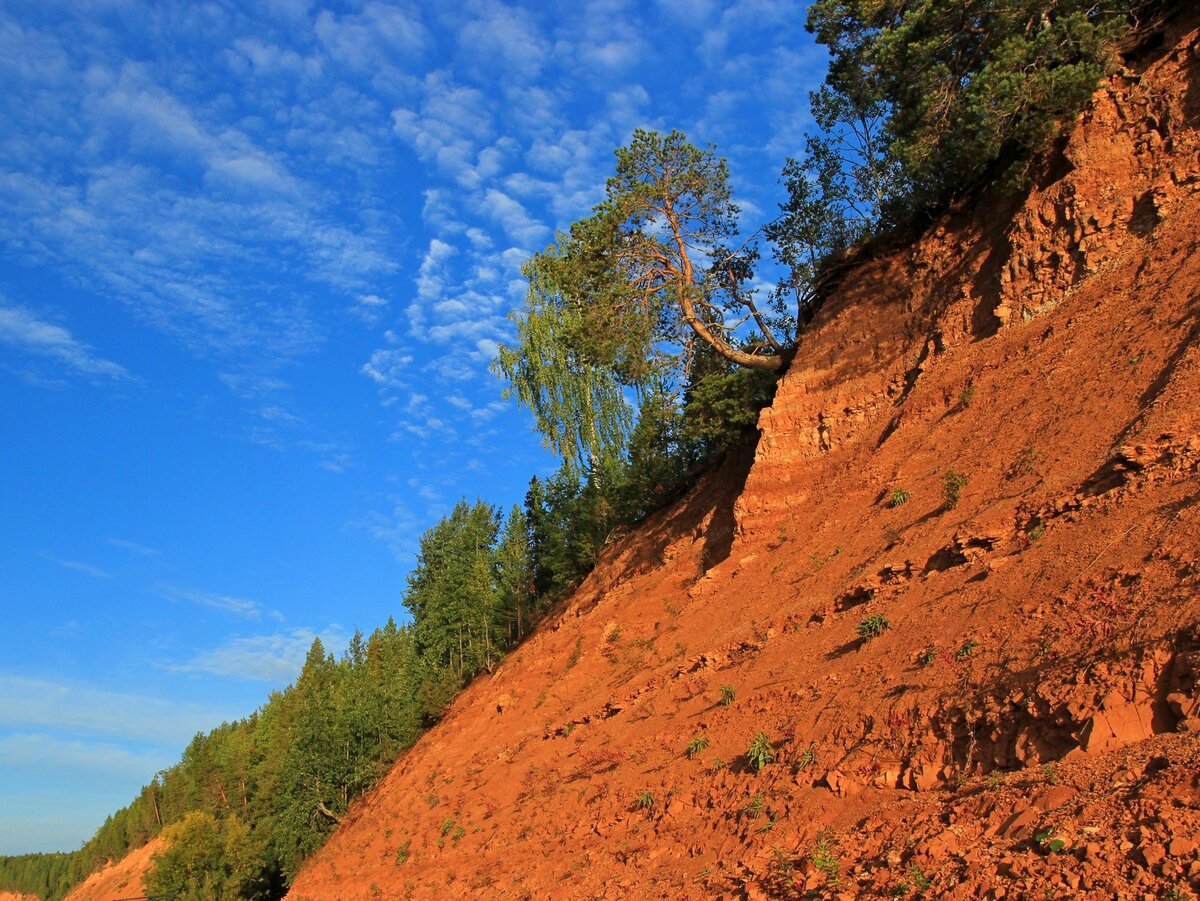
(171, 626), (347, 682)
(0, 300), (130, 383)
(42, 555), (111, 579)
(108, 537), (160, 557)
(0, 732), (169, 781)
(158, 583), (262, 619)
(0, 675), (236, 746)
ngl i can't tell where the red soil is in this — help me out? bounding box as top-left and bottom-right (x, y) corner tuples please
(277, 12), (1200, 900)
(63, 838), (160, 901)
(0, 891), (39, 901)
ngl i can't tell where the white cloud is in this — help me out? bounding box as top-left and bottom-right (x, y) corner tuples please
(0, 300), (130, 382)
(172, 626), (347, 682)
(361, 347), (413, 388)
(0, 675), (235, 746)
(0, 733), (167, 780)
(314, 3), (426, 73)
(42, 556), (111, 579)
(107, 537), (160, 556)
(158, 583), (262, 619)
(477, 187), (547, 244)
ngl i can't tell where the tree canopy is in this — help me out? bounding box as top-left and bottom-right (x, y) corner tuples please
(807, 0), (1144, 224)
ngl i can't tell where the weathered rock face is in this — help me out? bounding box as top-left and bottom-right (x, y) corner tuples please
(287, 14), (1200, 901)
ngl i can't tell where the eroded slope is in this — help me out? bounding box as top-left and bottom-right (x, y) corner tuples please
(289, 15), (1200, 900)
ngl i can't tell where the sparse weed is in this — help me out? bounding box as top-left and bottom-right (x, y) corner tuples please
(636, 791), (655, 813)
(811, 546), (842, 571)
(742, 793), (767, 818)
(857, 613), (891, 641)
(796, 743), (817, 771)
(957, 383), (976, 410)
(889, 487), (911, 507)
(985, 772), (1004, 790)
(564, 636), (583, 671)
(686, 736), (710, 759)
(395, 839), (411, 865)
(718, 684), (736, 706)
(746, 732), (775, 772)
(1041, 763), (1058, 785)
(811, 828), (841, 888)
(1028, 519), (1046, 541)
(917, 647), (936, 667)
(894, 863), (933, 896)
(1007, 444), (1041, 479)
(710, 756), (728, 772)
(606, 626), (622, 644)
(942, 470), (968, 509)
(884, 525), (902, 547)
(955, 638), (980, 659)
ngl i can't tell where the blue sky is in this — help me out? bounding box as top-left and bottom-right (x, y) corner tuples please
(0, 0), (824, 854)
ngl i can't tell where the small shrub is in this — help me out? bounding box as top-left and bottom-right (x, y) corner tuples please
(957, 383), (976, 410)
(857, 613), (891, 641)
(917, 647), (936, 667)
(942, 470), (968, 509)
(636, 791), (655, 812)
(710, 756), (728, 772)
(1028, 519), (1046, 541)
(394, 840), (410, 865)
(686, 736), (710, 759)
(1041, 763), (1058, 785)
(955, 638), (980, 659)
(889, 487), (911, 507)
(746, 732), (775, 772)
(718, 684), (736, 706)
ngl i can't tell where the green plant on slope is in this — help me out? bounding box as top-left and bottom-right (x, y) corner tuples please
(942, 470), (968, 509)
(811, 828), (841, 888)
(718, 684), (736, 706)
(747, 732), (776, 772)
(889, 486), (911, 507)
(686, 736), (710, 759)
(857, 612), (891, 641)
(741, 793), (767, 818)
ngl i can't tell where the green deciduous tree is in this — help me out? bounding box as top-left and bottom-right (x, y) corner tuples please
(145, 811), (256, 901)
